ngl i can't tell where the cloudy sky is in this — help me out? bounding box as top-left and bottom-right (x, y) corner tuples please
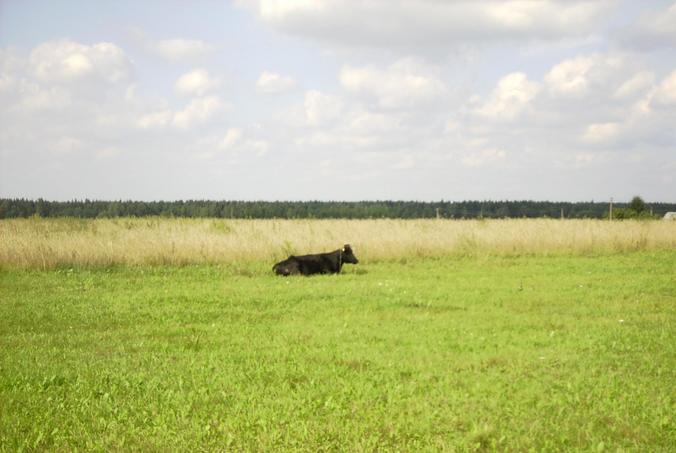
(1, 0), (675, 202)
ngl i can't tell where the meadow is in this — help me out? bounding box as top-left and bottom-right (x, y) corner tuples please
(0, 218), (675, 451)
(1, 217), (675, 268)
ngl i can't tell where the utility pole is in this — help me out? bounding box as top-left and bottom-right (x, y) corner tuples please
(609, 197), (613, 221)
(560, 207), (564, 220)
(436, 207), (441, 219)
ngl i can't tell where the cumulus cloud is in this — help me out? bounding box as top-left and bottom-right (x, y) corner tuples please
(256, 71), (296, 94)
(0, 38), (153, 197)
(474, 72), (539, 120)
(293, 87), (412, 152)
(285, 49), (675, 184)
(652, 70), (676, 107)
(545, 56), (596, 97)
(151, 38), (215, 61)
(220, 128), (243, 148)
(0, 36), (232, 187)
(238, 0), (613, 49)
(614, 71), (655, 100)
(1, 78), (71, 113)
(136, 109), (173, 129)
(175, 69), (220, 96)
(28, 39), (131, 84)
(304, 90), (344, 126)
(340, 58), (447, 109)
(0, 73), (14, 93)
(1, 39), (134, 118)
(194, 128), (269, 160)
(172, 96), (223, 129)
(138, 97), (224, 130)
(129, 28), (216, 61)
(231, 135), (270, 156)
(544, 54), (627, 98)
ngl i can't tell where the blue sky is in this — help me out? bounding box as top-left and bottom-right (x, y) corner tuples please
(1, 0), (675, 201)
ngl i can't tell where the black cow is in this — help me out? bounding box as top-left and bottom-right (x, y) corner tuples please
(273, 244), (359, 276)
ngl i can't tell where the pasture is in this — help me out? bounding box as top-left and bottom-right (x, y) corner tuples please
(0, 218), (675, 451)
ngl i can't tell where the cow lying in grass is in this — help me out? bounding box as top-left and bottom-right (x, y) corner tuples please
(273, 244), (359, 276)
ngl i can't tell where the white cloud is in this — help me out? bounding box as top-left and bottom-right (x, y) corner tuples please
(286, 49), (674, 187)
(297, 130), (385, 150)
(246, 139), (270, 156)
(652, 70), (676, 107)
(213, 127), (270, 158)
(239, 0), (613, 49)
(544, 54), (625, 98)
(172, 96), (223, 129)
(1, 39), (139, 115)
(293, 94), (407, 150)
(0, 39), (148, 172)
(137, 109), (173, 129)
(567, 69), (676, 150)
(545, 55), (594, 97)
(304, 90), (344, 126)
(138, 97), (224, 130)
(152, 38), (215, 61)
(28, 40), (131, 84)
(0, 73), (15, 93)
(256, 71), (296, 94)
(340, 58), (447, 109)
(220, 128), (243, 149)
(475, 72), (539, 120)
(461, 52), (676, 156)
(581, 122), (621, 144)
(175, 69), (220, 96)
(12, 79), (71, 112)
(345, 109), (401, 135)
(614, 71), (655, 100)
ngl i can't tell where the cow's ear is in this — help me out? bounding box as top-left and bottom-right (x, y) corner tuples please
(343, 244), (351, 251)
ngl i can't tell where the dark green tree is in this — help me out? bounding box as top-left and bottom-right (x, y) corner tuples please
(628, 196), (646, 214)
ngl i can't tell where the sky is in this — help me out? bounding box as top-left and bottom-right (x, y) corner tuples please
(1, 0), (675, 202)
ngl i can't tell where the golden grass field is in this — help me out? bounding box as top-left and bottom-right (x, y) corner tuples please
(1, 217), (674, 268)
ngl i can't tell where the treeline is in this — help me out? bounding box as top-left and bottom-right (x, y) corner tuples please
(2, 198), (675, 219)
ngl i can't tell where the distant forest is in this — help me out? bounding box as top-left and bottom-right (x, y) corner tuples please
(2, 198), (675, 219)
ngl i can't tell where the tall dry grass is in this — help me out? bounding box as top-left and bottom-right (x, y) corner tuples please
(1, 217), (674, 268)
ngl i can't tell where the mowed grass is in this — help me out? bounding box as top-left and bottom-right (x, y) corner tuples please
(1, 252), (674, 451)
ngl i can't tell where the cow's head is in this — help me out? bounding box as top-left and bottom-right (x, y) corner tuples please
(341, 244), (359, 264)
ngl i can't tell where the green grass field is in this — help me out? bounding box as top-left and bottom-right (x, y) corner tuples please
(1, 252), (675, 451)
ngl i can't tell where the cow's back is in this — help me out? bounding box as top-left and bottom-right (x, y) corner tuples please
(296, 251), (340, 275)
